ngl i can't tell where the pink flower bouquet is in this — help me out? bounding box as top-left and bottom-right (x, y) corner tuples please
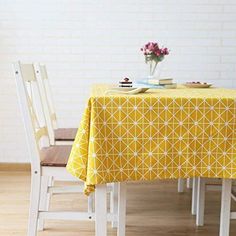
(141, 42), (169, 78)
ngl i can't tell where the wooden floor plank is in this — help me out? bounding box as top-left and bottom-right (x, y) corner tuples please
(0, 171), (236, 236)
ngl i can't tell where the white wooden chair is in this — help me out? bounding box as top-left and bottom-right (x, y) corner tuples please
(14, 62), (96, 235)
(34, 64), (77, 145)
(34, 62), (119, 229)
(192, 178), (236, 236)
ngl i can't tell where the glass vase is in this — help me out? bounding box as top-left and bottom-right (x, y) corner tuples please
(148, 61), (161, 80)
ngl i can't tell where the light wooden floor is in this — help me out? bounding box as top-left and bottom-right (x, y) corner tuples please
(1, 171), (236, 236)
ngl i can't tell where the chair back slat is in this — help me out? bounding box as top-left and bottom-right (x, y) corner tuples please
(20, 64), (36, 82)
(35, 127), (48, 142)
(34, 64), (56, 145)
(26, 90), (41, 128)
(51, 113), (57, 122)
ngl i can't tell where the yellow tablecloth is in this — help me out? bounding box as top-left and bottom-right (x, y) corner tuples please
(67, 85), (236, 194)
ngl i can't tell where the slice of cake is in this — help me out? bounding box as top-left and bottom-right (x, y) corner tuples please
(119, 78), (133, 87)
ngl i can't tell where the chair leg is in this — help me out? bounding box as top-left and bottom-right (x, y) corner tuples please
(110, 183), (118, 228)
(196, 177), (205, 226)
(117, 182), (127, 236)
(191, 177), (198, 215)
(187, 178), (193, 189)
(88, 193), (94, 213)
(28, 172), (41, 236)
(219, 179), (232, 236)
(95, 184), (107, 236)
(38, 176), (53, 231)
(178, 178), (185, 193)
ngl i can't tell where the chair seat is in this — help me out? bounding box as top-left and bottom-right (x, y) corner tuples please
(54, 128), (77, 141)
(40, 145), (72, 167)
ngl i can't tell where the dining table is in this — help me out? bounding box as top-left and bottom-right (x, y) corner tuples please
(67, 84), (236, 236)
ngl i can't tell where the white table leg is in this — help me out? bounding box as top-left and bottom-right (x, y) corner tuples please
(118, 182), (126, 236)
(178, 178), (185, 193)
(219, 179), (232, 236)
(196, 177), (205, 226)
(191, 177), (198, 215)
(95, 184), (107, 236)
(111, 183), (118, 228)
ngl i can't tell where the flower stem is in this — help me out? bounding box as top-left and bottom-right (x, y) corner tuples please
(152, 61), (158, 76)
(150, 61), (153, 76)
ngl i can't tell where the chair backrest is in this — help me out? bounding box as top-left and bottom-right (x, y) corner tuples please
(39, 65), (58, 128)
(13, 62), (50, 171)
(33, 64), (56, 145)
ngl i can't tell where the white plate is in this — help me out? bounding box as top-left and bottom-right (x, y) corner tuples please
(106, 87), (149, 95)
(184, 83), (212, 88)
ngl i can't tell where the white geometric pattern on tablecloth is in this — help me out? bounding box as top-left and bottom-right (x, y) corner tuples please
(67, 85), (236, 193)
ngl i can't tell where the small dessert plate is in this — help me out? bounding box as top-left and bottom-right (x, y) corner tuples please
(184, 83), (212, 88)
(106, 87), (149, 95)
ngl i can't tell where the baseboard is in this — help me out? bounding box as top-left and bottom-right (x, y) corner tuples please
(0, 163), (31, 171)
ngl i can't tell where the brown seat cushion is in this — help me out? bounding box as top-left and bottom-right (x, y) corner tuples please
(40, 145), (72, 167)
(54, 128), (77, 141)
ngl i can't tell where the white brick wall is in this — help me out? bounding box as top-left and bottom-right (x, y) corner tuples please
(0, 0), (236, 162)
